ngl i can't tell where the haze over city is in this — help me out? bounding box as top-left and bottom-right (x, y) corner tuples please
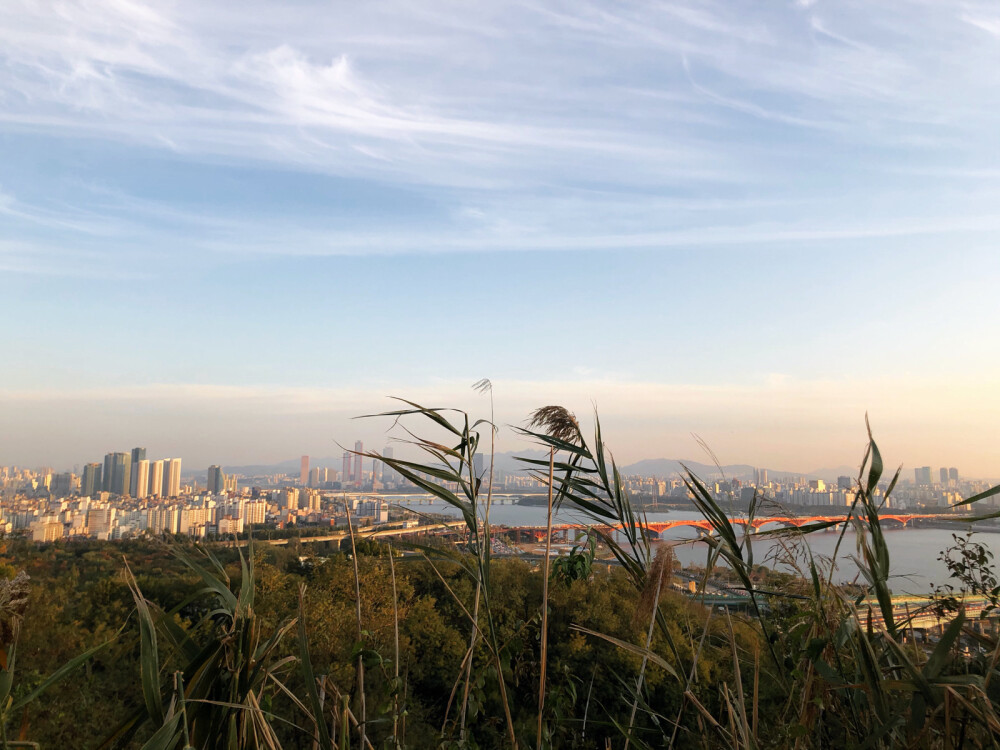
(3, 1), (1000, 474)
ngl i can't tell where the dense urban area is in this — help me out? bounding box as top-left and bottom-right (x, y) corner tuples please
(2, 440), (994, 544)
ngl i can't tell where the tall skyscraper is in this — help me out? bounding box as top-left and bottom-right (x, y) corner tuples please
(149, 460), (164, 497)
(342, 452), (351, 487)
(134, 460), (150, 499)
(103, 453), (114, 492)
(110, 452), (132, 496)
(382, 447), (394, 486)
(949, 467), (959, 482)
(914, 466), (932, 487)
(163, 458), (182, 497)
(354, 441), (364, 485)
(82, 463), (102, 496)
(300, 455), (309, 486)
(129, 447), (147, 495)
(207, 465), (226, 494)
(939, 468), (949, 484)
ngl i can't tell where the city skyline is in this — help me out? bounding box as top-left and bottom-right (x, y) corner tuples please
(3, 2), (1000, 474)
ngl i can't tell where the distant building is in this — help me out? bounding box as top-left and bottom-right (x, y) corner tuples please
(149, 460), (164, 497)
(354, 441), (364, 485)
(383, 447), (395, 486)
(81, 463), (102, 497)
(281, 488), (299, 512)
(163, 458), (182, 497)
(102, 453), (114, 492)
(51, 472), (74, 497)
(134, 460), (150, 499)
(300, 455), (309, 486)
(949, 467), (959, 482)
(342, 452), (351, 487)
(940, 467), (949, 485)
(129, 448), (147, 495)
(915, 466), (932, 486)
(110, 452), (132, 496)
(245, 500), (267, 526)
(207, 465), (226, 494)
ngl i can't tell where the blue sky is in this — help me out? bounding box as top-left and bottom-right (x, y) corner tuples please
(3, 0), (1000, 474)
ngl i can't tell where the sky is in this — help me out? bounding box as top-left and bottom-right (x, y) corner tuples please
(2, 0), (1000, 476)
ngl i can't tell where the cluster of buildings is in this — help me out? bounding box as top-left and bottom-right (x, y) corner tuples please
(4, 443), (993, 544)
(621, 466), (992, 512)
(0, 443), (401, 543)
(11, 488), (390, 543)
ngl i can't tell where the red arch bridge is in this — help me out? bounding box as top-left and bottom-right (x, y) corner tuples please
(496, 514), (949, 542)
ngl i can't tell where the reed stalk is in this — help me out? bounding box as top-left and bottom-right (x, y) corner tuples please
(537, 446), (555, 749)
(344, 498), (367, 749)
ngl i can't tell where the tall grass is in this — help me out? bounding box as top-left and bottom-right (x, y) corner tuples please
(12, 392), (1000, 749)
(524, 406), (1000, 748)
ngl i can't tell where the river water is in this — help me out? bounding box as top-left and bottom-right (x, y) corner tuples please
(392, 499), (988, 595)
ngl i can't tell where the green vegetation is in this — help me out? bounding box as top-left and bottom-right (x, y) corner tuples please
(4, 398), (1000, 748)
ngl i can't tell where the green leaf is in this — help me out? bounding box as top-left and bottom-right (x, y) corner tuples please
(138, 711), (184, 750)
(125, 563), (165, 727)
(297, 585), (333, 750)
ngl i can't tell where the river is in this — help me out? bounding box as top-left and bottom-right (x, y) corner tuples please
(390, 499), (987, 594)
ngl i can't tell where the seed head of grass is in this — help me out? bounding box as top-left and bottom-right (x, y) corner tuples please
(0, 571), (30, 644)
(527, 406), (581, 444)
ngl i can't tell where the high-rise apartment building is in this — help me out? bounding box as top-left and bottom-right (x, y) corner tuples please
(207, 465), (226, 494)
(149, 460), (164, 497)
(109, 452), (132, 496)
(103, 453), (114, 492)
(81, 463), (102, 497)
(245, 500), (267, 526)
(163, 458), (182, 497)
(129, 448), (147, 495)
(133, 460), (150, 499)
(300, 455), (309, 486)
(382, 447), (394, 486)
(354, 441), (364, 485)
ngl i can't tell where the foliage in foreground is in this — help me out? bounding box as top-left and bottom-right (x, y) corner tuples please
(4, 395), (1000, 748)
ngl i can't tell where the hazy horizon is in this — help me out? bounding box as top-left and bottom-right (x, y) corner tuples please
(3, 2), (999, 475)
